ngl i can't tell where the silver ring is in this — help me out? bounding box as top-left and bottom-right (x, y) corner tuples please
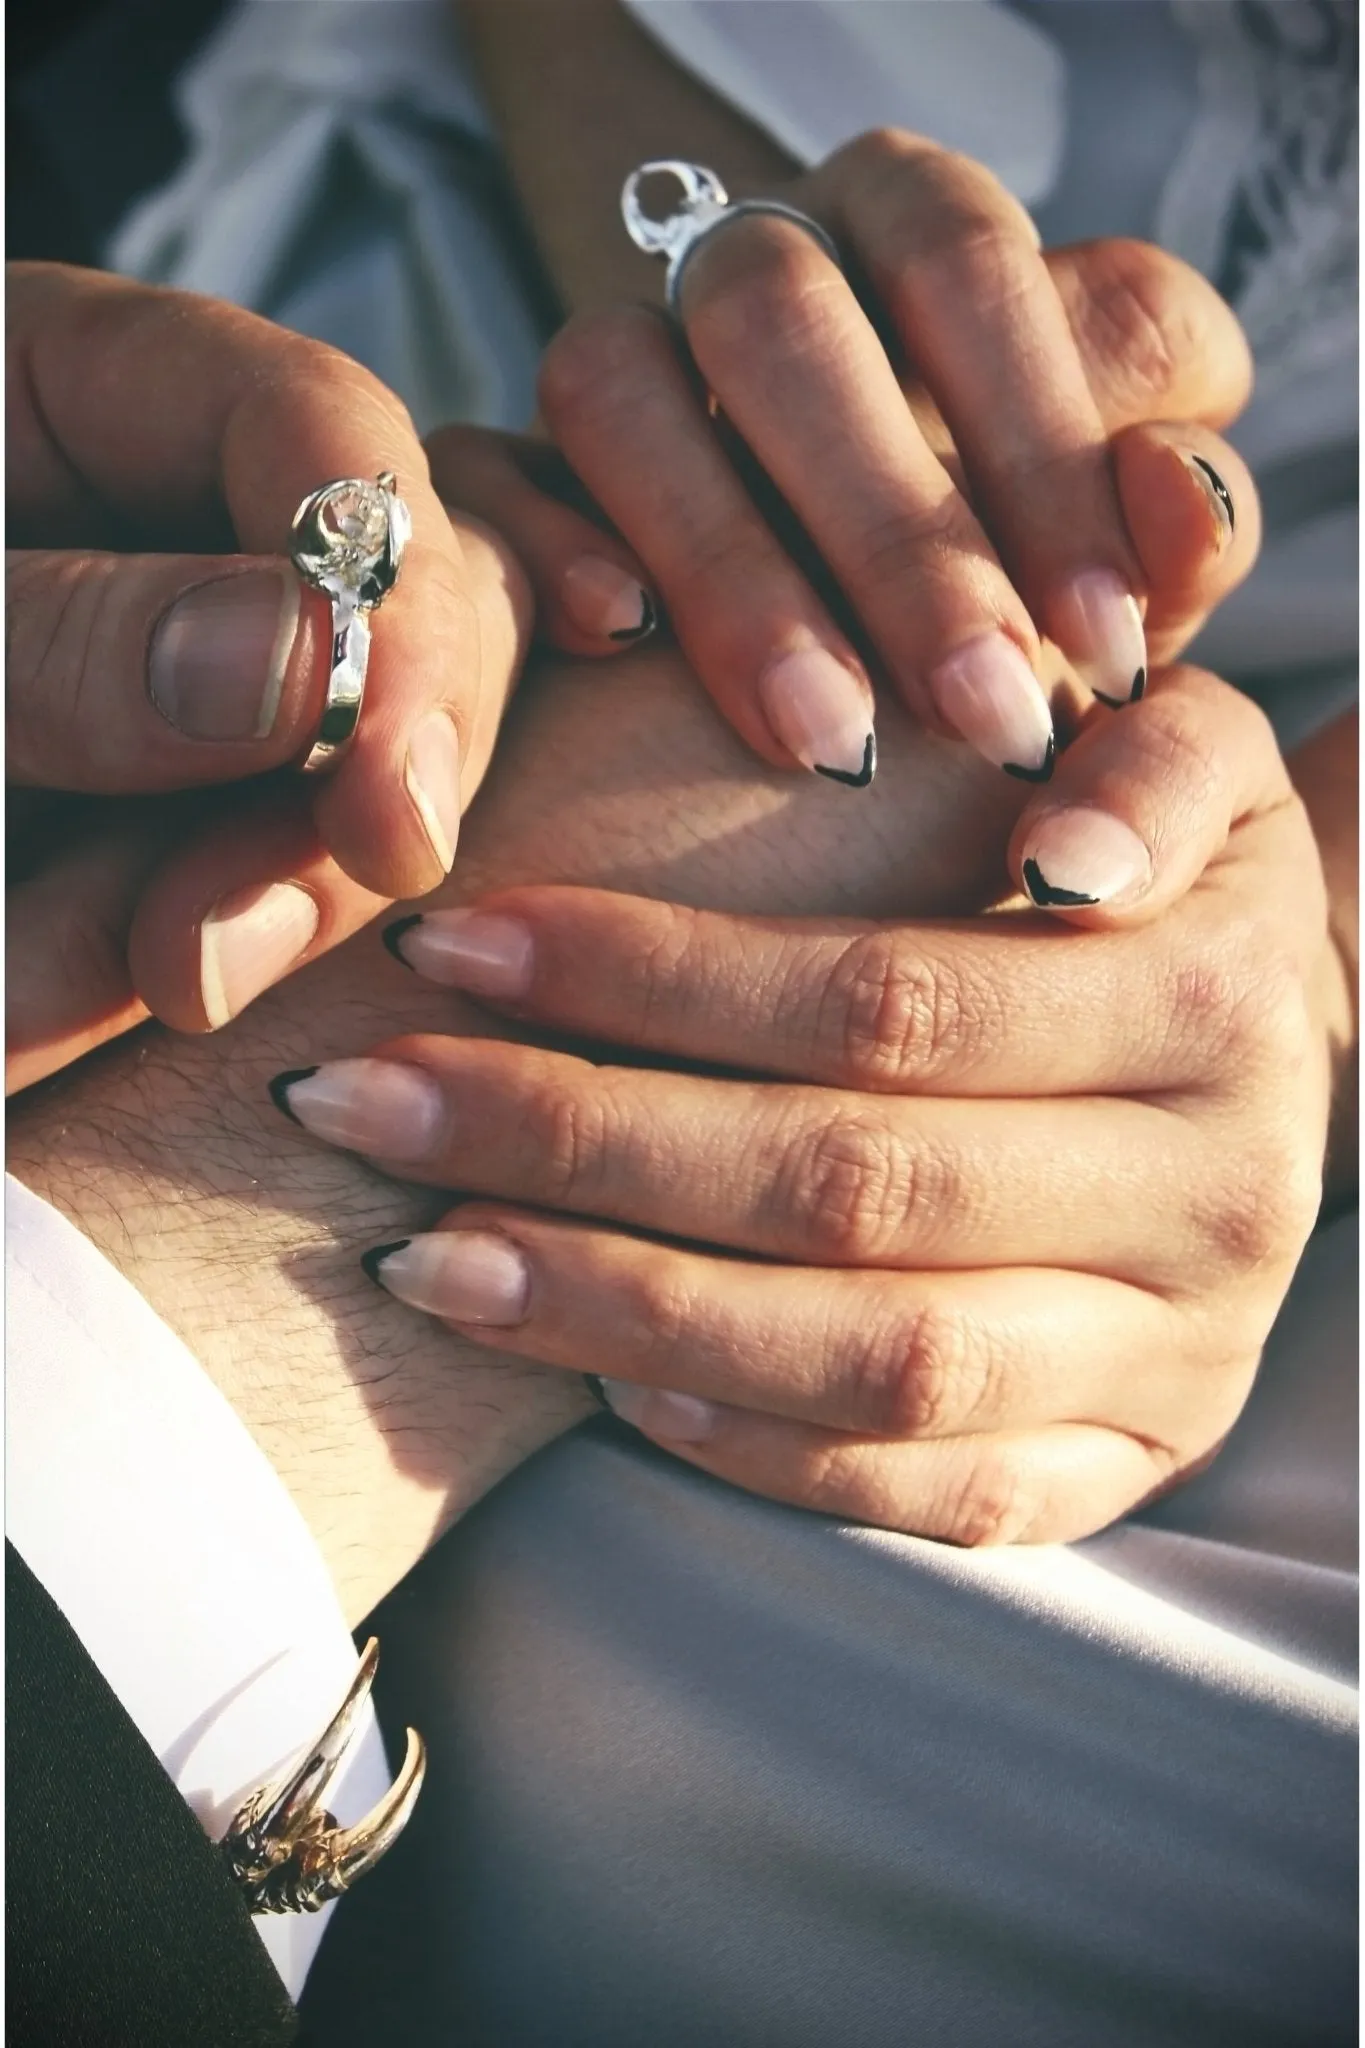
(290, 471), (411, 775)
(621, 160), (842, 313)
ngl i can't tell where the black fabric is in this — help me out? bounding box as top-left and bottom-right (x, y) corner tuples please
(6, 1541), (299, 2048)
(8, 0), (228, 264)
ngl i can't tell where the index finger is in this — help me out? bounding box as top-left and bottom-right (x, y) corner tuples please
(8, 262), (521, 898)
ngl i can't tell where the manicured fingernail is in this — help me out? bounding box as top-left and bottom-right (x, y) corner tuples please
(1185, 455), (1236, 547)
(268, 1056), (444, 1158)
(562, 557), (656, 642)
(598, 1380), (719, 1442)
(362, 1230), (530, 1324)
(200, 880), (318, 1029)
(383, 909), (533, 999)
(405, 711), (462, 875)
(1055, 569), (1147, 708)
(1021, 808), (1153, 909)
(758, 648), (876, 786)
(149, 568), (300, 741)
(928, 632), (1055, 781)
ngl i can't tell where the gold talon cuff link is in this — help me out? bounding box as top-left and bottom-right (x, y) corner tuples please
(220, 1637), (425, 1915)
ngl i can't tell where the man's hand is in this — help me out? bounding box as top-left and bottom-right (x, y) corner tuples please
(6, 263), (533, 1084)
(9, 640), (1022, 1621)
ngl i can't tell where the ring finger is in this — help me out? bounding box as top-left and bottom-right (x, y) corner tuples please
(271, 1040), (1203, 1289)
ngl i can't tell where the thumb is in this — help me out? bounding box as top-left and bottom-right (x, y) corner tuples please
(1009, 665), (1291, 927)
(6, 549), (332, 791)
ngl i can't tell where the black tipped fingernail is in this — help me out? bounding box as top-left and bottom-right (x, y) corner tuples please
(1187, 454), (1236, 537)
(1002, 732), (1056, 784)
(814, 731), (877, 789)
(1021, 858), (1099, 908)
(608, 589), (657, 642)
(382, 913), (423, 967)
(361, 1238), (412, 1285)
(583, 1373), (610, 1410)
(268, 1066), (319, 1122)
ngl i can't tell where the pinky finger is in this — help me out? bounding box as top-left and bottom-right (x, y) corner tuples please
(601, 1398), (1176, 1548)
(424, 424), (658, 654)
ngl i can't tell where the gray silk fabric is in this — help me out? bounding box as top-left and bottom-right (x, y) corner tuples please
(307, 1213), (1357, 2045)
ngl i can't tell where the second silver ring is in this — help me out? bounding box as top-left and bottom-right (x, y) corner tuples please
(621, 160), (842, 314)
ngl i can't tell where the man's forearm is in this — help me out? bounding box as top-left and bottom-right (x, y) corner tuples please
(9, 653), (1016, 1622)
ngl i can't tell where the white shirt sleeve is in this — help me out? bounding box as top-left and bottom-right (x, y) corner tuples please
(619, 0), (1065, 200)
(5, 1174), (393, 2003)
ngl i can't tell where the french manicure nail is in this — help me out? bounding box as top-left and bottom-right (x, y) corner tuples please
(383, 909), (534, 999)
(199, 880), (318, 1029)
(362, 1230), (530, 1324)
(149, 568), (300, 741)
(1185, 455), (1236, 546)
(598, 1380), (719, 1442)
(1021, 808), (1152, 908)
(562, 557), (656, 641)
(405, 711), (462, 875)
(928, 632), (1055, 781)
(758, 647), (876, 787)
(1055, 569), (1147, 708)
(268, 1057), (445, 1158)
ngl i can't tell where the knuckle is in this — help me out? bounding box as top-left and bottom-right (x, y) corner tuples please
(685, 223), (841, 361)
(858, 1303), (981, 1438)
(777, 1112), (968, 1264)
(1167, 918), (1312, 1083)
(1189, 1118), (1323, 1278)
(620, 1252), (700, 1376)
(938, 1445), (1046, 1548)
(521, 1078), (614, 1211)
(537, 305), (661, 426)
(53, 896), (131, 1010)
(822, 933), (990, 1089)
(777, 1114), (922, 1262)
(1071, 242), (1187, 412)
(8, 552), (119, 779)
(855, 494), (978, 591)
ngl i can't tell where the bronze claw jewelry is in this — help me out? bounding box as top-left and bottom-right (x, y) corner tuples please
(219, 1637), (425, 1915)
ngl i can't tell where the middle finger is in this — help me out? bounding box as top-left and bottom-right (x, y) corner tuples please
(270, 1041), (1203, 1290)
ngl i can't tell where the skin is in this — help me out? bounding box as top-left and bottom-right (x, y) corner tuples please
(8, 630), (1034, 1625)
(457, 0), (1261, 767)
(10, 612), (1349, 1609)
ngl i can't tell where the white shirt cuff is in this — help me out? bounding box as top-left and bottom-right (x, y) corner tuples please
(5, 1174), (392, 2002)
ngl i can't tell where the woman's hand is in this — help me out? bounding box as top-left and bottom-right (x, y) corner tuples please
(274, 667), (1338, 1545)
(7, 264), (554, 1087)
(440, 141), (1259, 788)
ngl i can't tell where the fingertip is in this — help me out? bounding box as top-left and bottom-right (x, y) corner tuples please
(1014, 806), (1154, 923)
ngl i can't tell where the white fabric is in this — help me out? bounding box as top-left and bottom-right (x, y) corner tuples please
(618, 0), (1359, 705)
(108, 0), (1357, 730)
(622, 0), (1065, 203)
(5, 1176), (392, 2002)
(305, 1209), (1358, 2043)
(109, 0), (545, 435)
